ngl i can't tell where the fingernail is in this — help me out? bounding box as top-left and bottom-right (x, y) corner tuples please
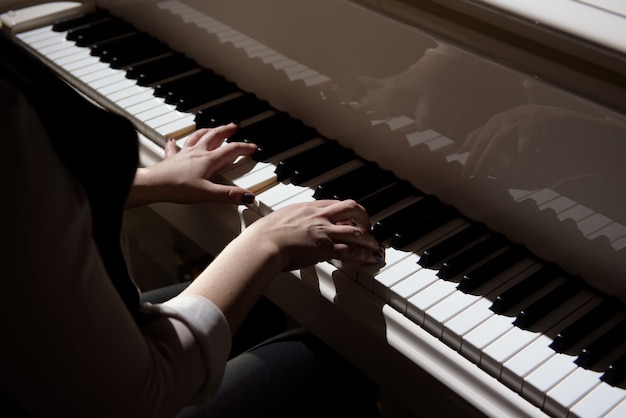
(374, 251), (384, 261)
(242, 192), (255, 204)
(166, 137), (174, 143)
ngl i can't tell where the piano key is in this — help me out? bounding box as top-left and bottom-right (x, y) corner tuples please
(572, 383), (626, 418)
(195, 93), (271, 127)
(418, 222), (488, 268)
(126, 53), (199, 86)
(514, 277), (586, 329)
(521, 353), (579, 408)
(550, 299), (621, 353)
(371, 196), (442, 243)
(480, 287), (596, 379)
(357, 180), (417, 217)
(405, 278), (458, 324)
(313, 162), (396, 201)
(437, 233), (507, 280)
(176, 82), (240, 112)
(66, 18), (135, 47)
(252, 127), (320, 161)
(490, 264), (561, 314)
(430, 251), (533, 327)
(575, 317), (626, 368)
(390, 205), (458, 250)
(153, 68), (219, 97)
(457, 245), (528, 293)
(443, 259), (537, 351)
(602, 351), (626, 385)
(544, 367), (601, 418)
(274, 140), (349, 182)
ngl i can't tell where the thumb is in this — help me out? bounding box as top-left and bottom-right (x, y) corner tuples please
(209, 184), (256, 205)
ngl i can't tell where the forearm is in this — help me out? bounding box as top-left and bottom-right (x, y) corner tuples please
(180, 226), (284, 333)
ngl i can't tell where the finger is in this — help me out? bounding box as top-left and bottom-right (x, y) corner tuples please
(206, 142), (258, 173)
(204, 183), (256, 205)
(320, 199), (372, 229)
(183, 128), (210, 148)
(163, 137), (179, 159)
(197, 123), (240, 151)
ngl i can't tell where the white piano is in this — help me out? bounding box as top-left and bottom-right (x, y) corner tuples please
(3, 1), (626, 416)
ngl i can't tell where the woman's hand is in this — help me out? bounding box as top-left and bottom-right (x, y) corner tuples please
(246, 199), (385, 271)
(183, 199), (384, 332)
(127, 124), (258, 207)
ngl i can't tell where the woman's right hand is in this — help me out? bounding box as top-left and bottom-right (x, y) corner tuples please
(243, 199), (384, 272)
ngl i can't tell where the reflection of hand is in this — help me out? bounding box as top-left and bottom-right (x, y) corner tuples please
(459, 104), (596, 178)
(349, 48), (470, 132)
(127, 123), (258, 207)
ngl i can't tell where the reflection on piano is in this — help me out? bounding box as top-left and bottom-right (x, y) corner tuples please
(3, 0), (626, 416)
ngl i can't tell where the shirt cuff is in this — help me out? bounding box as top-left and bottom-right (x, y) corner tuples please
(141, 294), (232, 406)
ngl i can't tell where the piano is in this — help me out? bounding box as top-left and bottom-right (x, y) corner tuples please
(3, 1), (626, 416)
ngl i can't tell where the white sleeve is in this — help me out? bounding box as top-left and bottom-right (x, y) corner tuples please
(141, 295), (232, 406)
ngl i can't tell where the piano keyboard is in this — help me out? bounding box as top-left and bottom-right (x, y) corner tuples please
(9, 6), (626, 418)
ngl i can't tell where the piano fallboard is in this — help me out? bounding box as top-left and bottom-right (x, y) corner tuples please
(3, 1), (626, 417)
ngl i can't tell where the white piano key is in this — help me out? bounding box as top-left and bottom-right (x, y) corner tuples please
(443, 298), (494, 350)
(604, 394), (626, 418)
(50, 47), (91, 66)
(480, 290), (597, 380)
(389, 267), (440, 314)
(65, 55), (102, 73)
(228, 163), (277, 192)
(502, 336), (556, 393)
(116, 90), (158, 110)
(80, 67), (122, 85)
(437, 264), (531, 348)
(544, 367), (601, 418)
(481, 326), (542, 378)
(372, 254), (422, 300)
(106, 83), (152, 102)
(406, 279), (458, 324)
(154, 115), (197, 142)
(521, 353), (578, 408)
(582, 386), (626, 418)
(462, 313), (515, 364)
(135, 101), (175, 121)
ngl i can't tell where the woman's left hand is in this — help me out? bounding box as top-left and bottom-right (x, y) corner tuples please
(127, 123), (258, 207)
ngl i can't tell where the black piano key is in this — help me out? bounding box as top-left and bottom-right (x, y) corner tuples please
(107, 39), (170, 69)
(153, 69), (219, 97)
(313, 163), (395, 201)
(457, 245), (528, 293)
(126, 53), (199, 86)
(90, 32), (148, 57)
(291, 146), (355, 185)
(67, 19), (135, 47)
(418, 222), (487, 268)
(576, 318), (626, 368)
(52, 10), (111, 32)
(513, 278), (585, 330)
(490, 264), (560, 314)
(176, 82), (239, 112)
(601, 351), (626, 386)
(437, 234), (506, 280)
(390, 205), (458, 250)
(550, 300), (621, 353)
(227, 112), (302, 144)
(195, 93), (270, 128)
(274, 141), (344, 182)
(357, 180), (417, 217)
(371, 196), (441, 242)
(253, 127), (319, 161)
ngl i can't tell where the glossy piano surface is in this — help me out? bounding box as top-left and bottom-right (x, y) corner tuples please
(4, 1), (626, 417)
(97, 0), (626, 302)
